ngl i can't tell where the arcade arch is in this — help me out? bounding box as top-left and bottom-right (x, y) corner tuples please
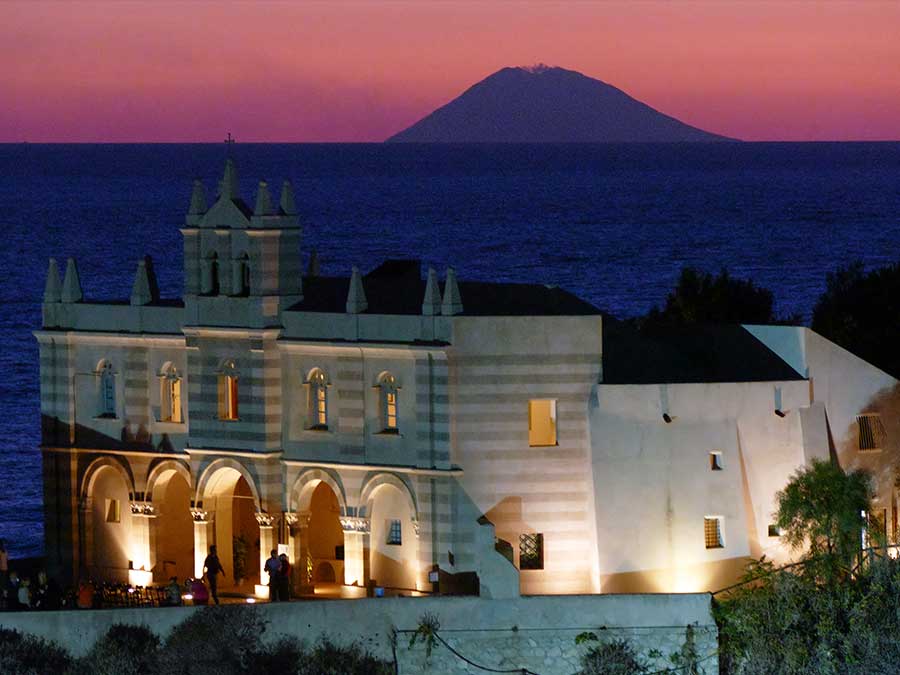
(289, 470), (346, 591)
(196, 462), (262, 591)
(147, 463), (193, 583)
(360, 474), (419, 592)
(81, 458), (135, 582)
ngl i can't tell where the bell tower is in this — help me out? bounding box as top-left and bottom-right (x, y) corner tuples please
(181, 159), (303, 327)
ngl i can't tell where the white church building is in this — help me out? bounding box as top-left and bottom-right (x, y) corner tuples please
(36, 160), (900, 597)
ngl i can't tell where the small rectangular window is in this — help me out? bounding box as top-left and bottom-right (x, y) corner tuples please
(218, 375), (239, 420)
(767, 524), (781, 537)
(105, 499), (120, 523)
(316, 386), (327, 426)
(857, 414), (885, 451)
(161, 377), (182, 423)
(519, 532), (544, 570)
(528, 400), (557, 447)
(387, 519), (402, 546)
(704, 517), (724, 549)
(709, 452), (723, 471)
(386, 392), (398, 429)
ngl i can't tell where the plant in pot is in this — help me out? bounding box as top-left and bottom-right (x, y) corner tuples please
(232, 534), (249, 588)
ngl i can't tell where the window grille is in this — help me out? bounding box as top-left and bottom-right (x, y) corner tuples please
(857, 414), (886, 451)
(387, 519), (402, 546)
(519, 532), (544, 570)
(704, 517), (724, 549)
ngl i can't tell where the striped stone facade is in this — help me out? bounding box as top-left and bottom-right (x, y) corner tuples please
(35, 159), (614, 599)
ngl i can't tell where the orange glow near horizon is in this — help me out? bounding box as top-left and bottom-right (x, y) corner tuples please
(2, 1), (899, 142)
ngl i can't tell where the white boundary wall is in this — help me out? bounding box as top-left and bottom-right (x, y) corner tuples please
(0, 593), (717, 674)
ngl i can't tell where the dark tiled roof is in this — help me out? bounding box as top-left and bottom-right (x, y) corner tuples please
(232, 198), (253, 219)
(601, 319), (805, 384)
(288, 260), (601, 317)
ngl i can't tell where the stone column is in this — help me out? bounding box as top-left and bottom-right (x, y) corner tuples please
(78, 495), (92, 581)
(256, 512), (275, 594)
(285, 511), (312, 593)
(191, 508), (210, 578)
(340, 516), (370, 588)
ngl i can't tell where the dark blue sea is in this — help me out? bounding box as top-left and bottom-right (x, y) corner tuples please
(2, 142), (900, 558)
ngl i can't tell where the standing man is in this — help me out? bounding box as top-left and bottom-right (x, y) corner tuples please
(264, 549), (280, 601)
(203, 545), (226, 605)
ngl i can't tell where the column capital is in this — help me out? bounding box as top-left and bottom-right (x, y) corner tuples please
(340, 516), (371, 534)
(130, 502), (157, 518)
(283, 511), (310, 528)
(190, 508), (209, 522)
(255, 512), (276, 528)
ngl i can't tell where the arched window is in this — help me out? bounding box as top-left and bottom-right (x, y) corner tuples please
(159, 362), (183, 423)
(306, 368), (328, 430)
(217, 359), (239, 421)
(202, 251), (220, 295)
(377, 372), (399, 434)
(97, 360), (116, 418)
(233, 252), (250, 296)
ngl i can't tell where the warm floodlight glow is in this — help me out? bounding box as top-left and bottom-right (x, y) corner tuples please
(246, 598), (257, 604)
(128, 569), (153, 587)
(254, 584), (270, 599)
(182, 593), (193, 601)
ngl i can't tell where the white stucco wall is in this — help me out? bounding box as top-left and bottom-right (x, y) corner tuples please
(590, 378), (813, 592)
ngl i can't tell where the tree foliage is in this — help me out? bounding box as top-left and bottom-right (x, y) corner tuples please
(774, 458), (872, 577)
(642, 267), (778, 331)
(716, 556), (900, 675)
(811, 261), (900, 378)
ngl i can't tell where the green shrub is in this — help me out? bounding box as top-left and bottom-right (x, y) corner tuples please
(296, 637), (393, 675)
(0, 627), (72, 675)
(247, 636), (306, 674)
(158, 605), (267, 675)
(73, 623), (160, 675)
(580, 638), (647, 675)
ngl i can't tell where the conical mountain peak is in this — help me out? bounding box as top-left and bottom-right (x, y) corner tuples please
(387, 65), (734, 143)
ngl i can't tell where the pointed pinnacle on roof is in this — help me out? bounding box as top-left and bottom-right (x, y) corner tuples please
(188, 179), (207, 215)
(220, 158), (239, 200)
(307, 250), (320, 277)
(44, 258), (62, 303)
(254, 180), (274, 216)
(346, 266), (368, 314)
(130, 259), (153, 306)
(441, 267), (463, 316)
(280, 180), (297, 215)
(422, 267), (441, 315)
(61, 258), (83, 303)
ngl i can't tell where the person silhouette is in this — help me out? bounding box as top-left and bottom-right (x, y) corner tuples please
(202, 545), (226, 605)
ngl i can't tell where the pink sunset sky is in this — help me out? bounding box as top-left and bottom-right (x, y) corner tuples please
(2, 0), (899, 142)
